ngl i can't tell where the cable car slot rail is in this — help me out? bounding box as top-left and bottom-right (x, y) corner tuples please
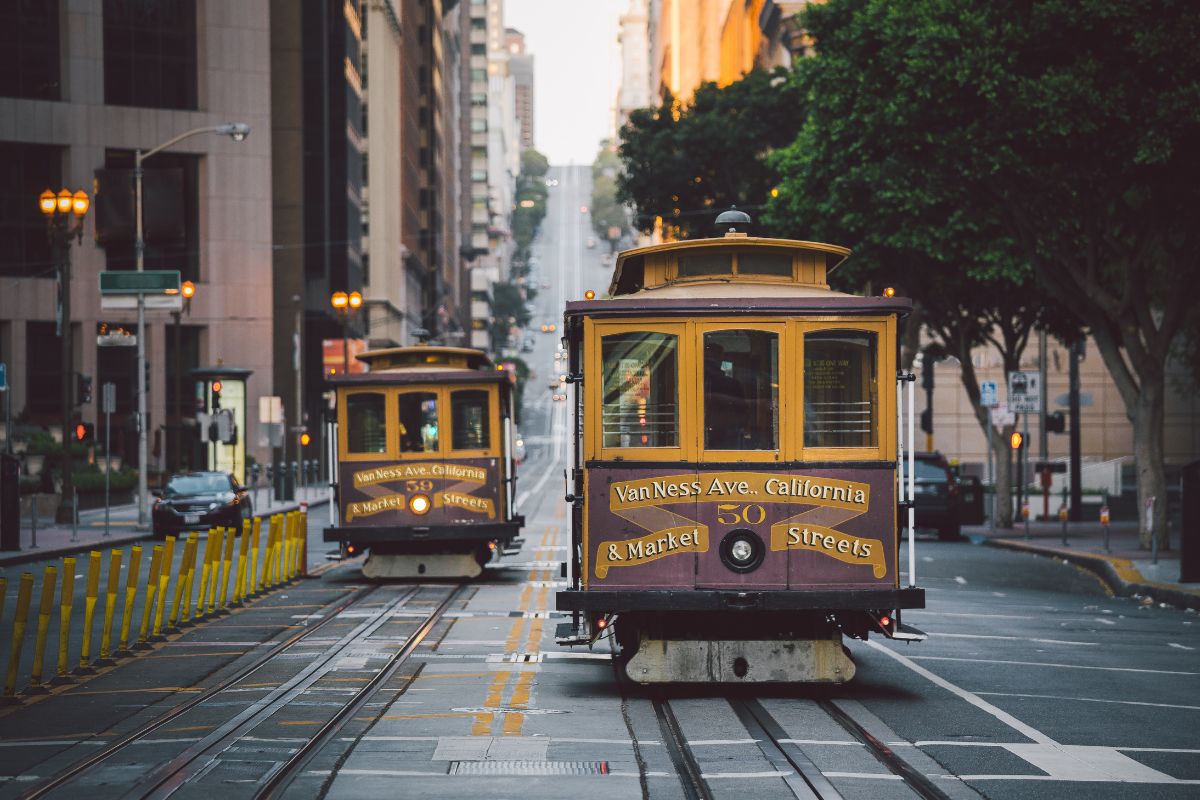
(15, 582), (407, 800)
(652, 695), (954, 800)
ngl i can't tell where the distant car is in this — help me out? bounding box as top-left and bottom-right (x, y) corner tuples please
(152, 471), (252, 539)
(542, 322), (557, 333)
(910, 452), (961, 540)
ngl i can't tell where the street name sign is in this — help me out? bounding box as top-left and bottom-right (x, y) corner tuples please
(1007, 370), (1041, 413)
(979, 380), (998, 408)
(99, 270), (181, 295)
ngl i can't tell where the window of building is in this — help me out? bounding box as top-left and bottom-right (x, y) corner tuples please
(0, 1), (60, 100)
(24, 321), (63, 422)
(100, 150), (200, 281)
(703, 329), (778, 451)
(346, 392), (387, 454)
(601, 332), (678, 448)
(103, 0), (197, 110)
(451, 390), (490, 450)
(803, 330), (878, 448)
(0, 142), (62, 278)
(470, 119), (487, 133)
(398, 391), (438, 453)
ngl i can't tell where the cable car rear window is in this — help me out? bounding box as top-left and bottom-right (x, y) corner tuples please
(346, 392), (387, 454)
(451, 390), (490, 450)
(803, 330), (878, 448)
(602, 332), (678, 448)
(398, 392), (439, 453)
(703, 329), (778, 450)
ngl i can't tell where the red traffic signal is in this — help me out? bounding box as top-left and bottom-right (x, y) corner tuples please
(74, 422), (94, 442)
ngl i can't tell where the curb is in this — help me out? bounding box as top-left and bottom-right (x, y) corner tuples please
(984, 538), (1200, 612)
(0, 498), (329, 569)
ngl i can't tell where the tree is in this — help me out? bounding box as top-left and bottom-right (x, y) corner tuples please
(618, 68), (805, 239)
(772, 0), (1200, 546)
(512, 148), (550, 272)
(766, 0), (1085, 527)
(591, 140), (630, 250)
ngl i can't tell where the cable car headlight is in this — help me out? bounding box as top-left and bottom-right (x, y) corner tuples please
(409, 494), (431, 515)
(719, 530), (764, 573)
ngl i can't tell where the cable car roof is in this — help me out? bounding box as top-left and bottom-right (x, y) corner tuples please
(354, 345), (494, 373)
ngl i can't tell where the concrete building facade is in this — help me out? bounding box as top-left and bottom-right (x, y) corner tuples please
(0, 0), (273, 481)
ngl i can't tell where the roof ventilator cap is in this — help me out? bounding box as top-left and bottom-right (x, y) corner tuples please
(715, 205), (752, 237)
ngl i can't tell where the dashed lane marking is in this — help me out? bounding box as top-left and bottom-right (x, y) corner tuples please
(909, 654), (1197, 675)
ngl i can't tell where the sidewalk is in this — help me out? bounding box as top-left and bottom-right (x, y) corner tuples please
(0, 485), (331, 568)
(968, 519), (1200, 611)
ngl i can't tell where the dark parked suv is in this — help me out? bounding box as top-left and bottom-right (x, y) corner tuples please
(152, 471), (252, 538)
(911, 452), (961, 540)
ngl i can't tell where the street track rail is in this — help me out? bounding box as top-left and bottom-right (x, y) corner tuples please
(652, 694), (953, 800)
(18, 581), (468, 800)
(18, 582), (381, 800)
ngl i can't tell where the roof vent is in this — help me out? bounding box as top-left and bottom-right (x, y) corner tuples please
(715, 206), (752, 237)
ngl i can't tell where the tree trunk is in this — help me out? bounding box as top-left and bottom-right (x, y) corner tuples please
(1131, 374), (1168, 549)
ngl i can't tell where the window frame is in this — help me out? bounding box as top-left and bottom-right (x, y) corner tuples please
(583, 315), (896, 463)
(338, 383), (501, 462)
(339, 388), (392, 460)
(695, 321), (789, 463)
(395, 387), (443, 459)
(587, 319), (691, 462)
(666, 248), (800, 286)
(448, 385), (500, 458)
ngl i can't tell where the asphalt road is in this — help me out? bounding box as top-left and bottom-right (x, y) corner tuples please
(0, 168), (1197, 799)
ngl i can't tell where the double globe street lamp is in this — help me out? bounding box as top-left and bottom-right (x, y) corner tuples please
(40, 188), (90, 523)
(330, 290), (363, 375)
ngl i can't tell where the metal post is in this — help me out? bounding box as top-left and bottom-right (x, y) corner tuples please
(55, 219), (76, 525)
(1038, 329), (1048, 464)
(173, 309), (182, 473)
(1060, 486), (1068, 546)
(1149, 496), (1158, 565)
(71, 489), (77, 543)
(907, 375), (916, 587)
(135, 151), (148, 529)
(104, 394), (111, 537)
(294, 296), (303, 503)
(30, 494), (37, 549)
(986, 425), (995, 533)
(1101, 492), (1110, 553)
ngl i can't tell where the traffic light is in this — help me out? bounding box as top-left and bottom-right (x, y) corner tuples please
(920, 407), (933, 435)
(76, 373), (93, 405)
(211, 380), (222, 410)
(74, 422), (94, 442)
(1010, 431), (1024, 450)
(299, 431), (311, 447)
(1045, 411), (1066, 434)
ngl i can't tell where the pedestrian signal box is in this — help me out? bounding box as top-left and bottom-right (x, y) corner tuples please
(74, 422), (94, 442)
(1010, 431), (1024, 450)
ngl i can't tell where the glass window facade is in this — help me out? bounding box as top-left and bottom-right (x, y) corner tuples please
(398, 392), (439, 453)
(346, 393), (387, 454)
(103, 0), (197, 110)
(451, 390), (490, 450)
(703, 330), (778, 450)
(601, 332), (678, 448)
(803, 330), (878, 448)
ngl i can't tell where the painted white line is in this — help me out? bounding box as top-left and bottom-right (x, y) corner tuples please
(128, 738), (204, 745)
(975, 691), (1200, 712)
(688, 739), (758, 746)
(825, 772), (903, 780)
(957, 775), (1200, 783)
(954, 576), (967, 585)
(1168, 642), (1194, 651)
(930, 632), (1098, 647)
(1094, 617), (1117, 626)
(701, 771), (794, 779)
(777, 739), (861, 747)
(909, 654), (1197, 676)
(866, 639), (1056, 745)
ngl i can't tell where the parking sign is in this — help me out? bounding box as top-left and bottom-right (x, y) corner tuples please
(979, 380), (998, 408)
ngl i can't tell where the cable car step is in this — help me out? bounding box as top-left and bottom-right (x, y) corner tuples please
(554, 621), (591, 646)
(892, 622), (927, 641)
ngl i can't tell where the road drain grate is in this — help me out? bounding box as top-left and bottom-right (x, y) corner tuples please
(449, 760), (609, 776)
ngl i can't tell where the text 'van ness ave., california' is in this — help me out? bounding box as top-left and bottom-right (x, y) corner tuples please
(609, 473), (869, 509)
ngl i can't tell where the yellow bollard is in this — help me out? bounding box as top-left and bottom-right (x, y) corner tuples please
(170, 535), (194, 628)
(299, 509), (309, 577)
(234, 518), (251, 604)
(3, 573), (34, 701)
(195, 530), (215, 619)
(181, 532), (200, 625)
(153, 535), (176, 637)
(206, 528), (224, 614)
(260, 516), (276, 590)
(27, 565), (58, 692)
(220, 523), (235, 608)
(249, 516), (261, 596)
(55, 558), (76, 682)
(97, 549), (123, 664)
(282, 514), (293, 582)
(274, 514), (284, 585)
(137, 546), (163, 647)
(117, 545), (142, 653)
(78, 551), (102, 673)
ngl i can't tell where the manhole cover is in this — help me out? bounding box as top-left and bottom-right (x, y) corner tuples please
(449, 761), (608, 776)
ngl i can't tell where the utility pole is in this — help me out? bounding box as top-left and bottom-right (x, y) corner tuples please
(1069, 339), (1083, 521)
(1038, 329), (1048, 464)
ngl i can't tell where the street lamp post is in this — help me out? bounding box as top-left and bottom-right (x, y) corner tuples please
(40, 188), (90, 523)
(133, 123), (249, 527)
(171, 281), (195, 472)
(329, 291), (363, 374)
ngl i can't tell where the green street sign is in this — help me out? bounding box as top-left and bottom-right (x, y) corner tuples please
(99, 270), (181, 295)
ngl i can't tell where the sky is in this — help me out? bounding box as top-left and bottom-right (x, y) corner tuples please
(504, 0), (625, 166)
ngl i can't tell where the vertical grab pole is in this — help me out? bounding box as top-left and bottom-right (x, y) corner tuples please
(907, 375), (917, 587)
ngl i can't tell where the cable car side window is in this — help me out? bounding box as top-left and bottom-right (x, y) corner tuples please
(345, 392), (387, 454)
(737, 252), (792, 277)
(451, 389), (491, 450)
(803, 330), (878, 448)
(601, 332), (678, 448)
(677, 252), (732, 277)
(703, 329), (778, 450)
(398, 391), (439, 453)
